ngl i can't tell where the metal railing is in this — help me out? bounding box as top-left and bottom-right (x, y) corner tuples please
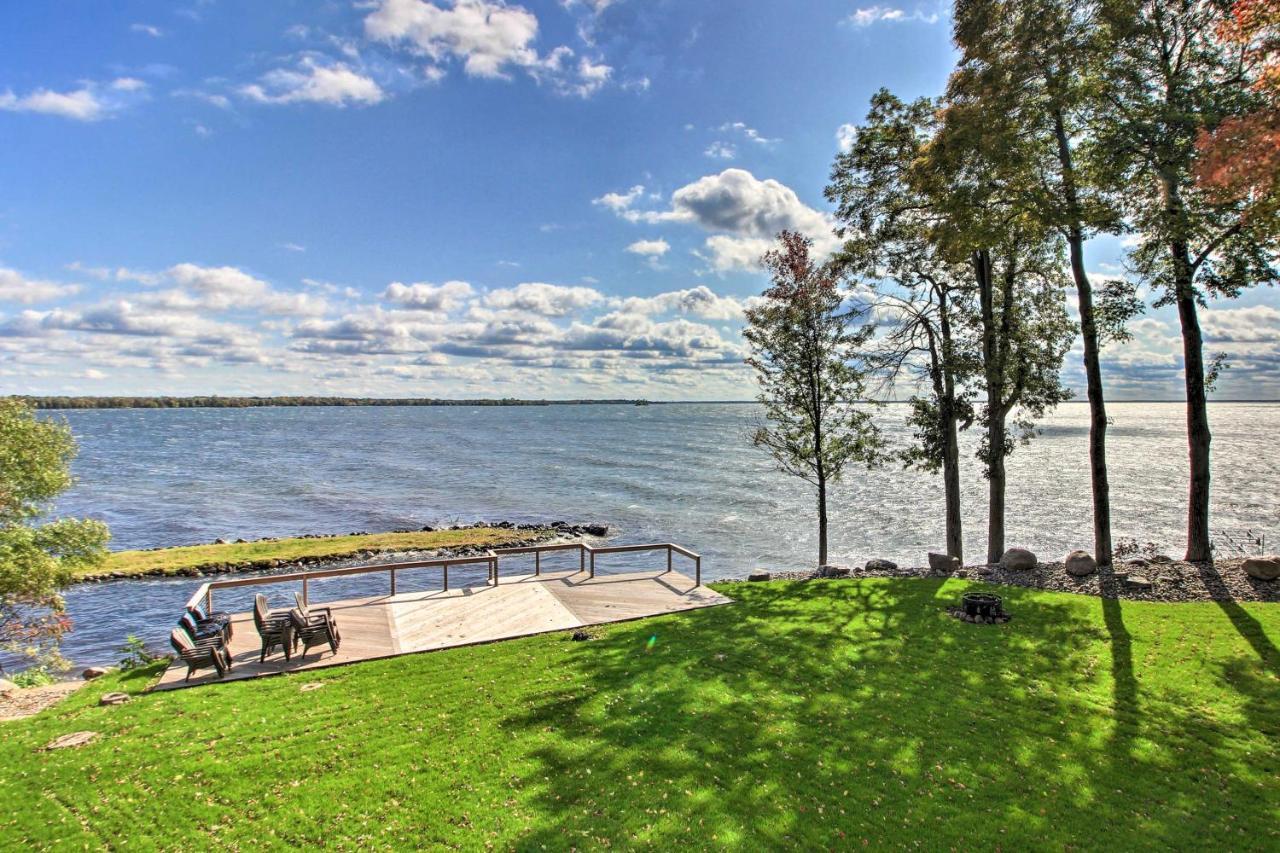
(185, 540), (702, 615)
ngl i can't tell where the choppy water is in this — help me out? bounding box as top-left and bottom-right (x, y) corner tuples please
(30, 402), (1280, 666)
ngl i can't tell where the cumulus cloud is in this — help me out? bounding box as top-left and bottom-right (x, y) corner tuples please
(483, 282), (604, 316)
(704, 141), (736, 160)
(364, 0), (611, 96)
(164, 263), (328, 316)
(625, 238), (670, 257)
(596, 169), (838, 271)
(0, 268), (80, 304)
(614, 285), (752, 321)
(382, 280), (474, 311)
(240, 58), (385, 106)
(0, 77), (148, 121)
(836, 123), (858, 151)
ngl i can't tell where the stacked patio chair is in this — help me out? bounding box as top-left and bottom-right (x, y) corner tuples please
(178, 609), (230, 647)
(170, 627), (232, 681)
(186, 602), (233, 642)
(254, 593), (294, 662)
(289, 595), (341, 658)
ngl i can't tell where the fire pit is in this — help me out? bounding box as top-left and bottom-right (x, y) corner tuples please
(948, 592), (1011, 624)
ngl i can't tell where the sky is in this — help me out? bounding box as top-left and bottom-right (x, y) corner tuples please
(1, 0), (1277, 401)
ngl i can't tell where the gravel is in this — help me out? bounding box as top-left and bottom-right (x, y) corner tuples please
(725, 557), (1280, 603)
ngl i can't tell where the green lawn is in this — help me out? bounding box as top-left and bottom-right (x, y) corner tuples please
(90, 527), (545, 579)
(2, 579), (1277, 849)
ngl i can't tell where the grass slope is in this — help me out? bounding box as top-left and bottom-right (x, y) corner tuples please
(90, 527), (542, 580)
(2, 579), (1277, 849)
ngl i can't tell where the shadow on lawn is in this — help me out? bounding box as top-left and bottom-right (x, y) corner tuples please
(1195, 561), (1280, 678)
(501, 579), (1278, 848)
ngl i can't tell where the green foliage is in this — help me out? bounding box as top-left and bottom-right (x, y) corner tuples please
(0, 400), (109, 662)
(0, 580), (1275, 847)
(10, 665), (58, 689)
(118, 635), (159, 671)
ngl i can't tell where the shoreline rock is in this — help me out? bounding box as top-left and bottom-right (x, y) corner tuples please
(727, 555), (1278, 604)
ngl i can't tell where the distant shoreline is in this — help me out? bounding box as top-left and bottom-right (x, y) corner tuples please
(15, 396), (1280, 410)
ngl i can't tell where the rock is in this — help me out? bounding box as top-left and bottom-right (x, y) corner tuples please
(864, 559), (898, 572)
(1126, 575), (1153, 589)
(235, 538), (247, 544)
(570, 630), (593, 641)
(1149, 554), (1173, 564)
(1128, 558), (1149, 568)
(0, 678), (16, 695)
(747, 570), (771, 582)
(1064, 550), (1098, 577)
(1002, 548), (1037, 570)
(928, 552), (960, 572)
(582, 524), (610, 537)
(820, 565), (850, 578)
(300, 682), (325, 692)
(1243, 555), (1280, 581)
(80, 666), (110, 681)
(214, 538), (228, 545)
(420, 525), (435, 532)
(44, 731), (98, 750)
(955, 569), (968, 579)
(98, 692), (129, 706)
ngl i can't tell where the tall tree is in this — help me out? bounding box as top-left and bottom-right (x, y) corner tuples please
(1095, 0), (1280, 560)
(0, 400), (109, 671)
(744, 231), (885, 567)
(827, 91), (978, 562)
(918, 79), (1077, 564)
(950, 0), (1142, 566)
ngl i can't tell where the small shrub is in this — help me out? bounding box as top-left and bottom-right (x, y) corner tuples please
(118, 634), (160, 671)
(11, 665), (59, 688)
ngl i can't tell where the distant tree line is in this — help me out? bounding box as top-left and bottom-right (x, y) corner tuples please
(16, 396), (653, 410)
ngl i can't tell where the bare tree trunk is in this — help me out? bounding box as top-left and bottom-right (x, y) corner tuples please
(986, 407), (1007, 563)
(1173, 253), (1212, 562)
(1054, 110), (1113, 566)
(817, 477), (829, 567)
(943, 409), (963, 562)
(975, 248), (1007, 564)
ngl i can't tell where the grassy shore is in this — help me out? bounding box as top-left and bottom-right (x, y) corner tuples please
(88, 527), (548, 580)
(2, 579), (1276, 848)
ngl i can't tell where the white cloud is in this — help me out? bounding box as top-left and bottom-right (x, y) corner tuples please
(0, 268), (80, 304)
(483, 282), (604, 316)
(382, 280), (474, 311)
(165, 263), (328, 316)
(718, 121), (779, 146)
(365, 0), (611, 96)
(593, 184), (647, 213)
(615, 286), (752, 321)
(704, 141), (736, 160)
(846, 5), (941, 27)
(130, 23), (164, 37)
(625, 238), (670, 257)
(836, 122), (858, 151)
(697, 235), (777, 273)
(240, 59), (385, 107)
(0, 77), (147, 121)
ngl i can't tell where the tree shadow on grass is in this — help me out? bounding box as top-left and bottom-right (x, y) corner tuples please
(488, 578), (1280, 848)
(1195, 562), (1280, 678)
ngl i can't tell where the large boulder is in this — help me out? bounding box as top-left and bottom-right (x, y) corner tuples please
(1064, 550), (1098, 577)
(820, 565), (850, 578)
(865, 558), (898, 572)
(747, 570), (771, 582)
(1002, 548), (1038, 571)
(1243, 555), (1280, 581)
(928, 552), (960, 572)
(81, 666), (111, 681)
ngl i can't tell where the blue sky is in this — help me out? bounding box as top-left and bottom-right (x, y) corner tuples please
(1, 0), (1276, 400)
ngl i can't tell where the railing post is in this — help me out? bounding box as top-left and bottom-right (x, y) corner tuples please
(492, 556), (499, 586)
(390, 567), (397, 597)
(535, 549), (541, 577)
(443, 562), (449, 592)
(302, 576), (308, 607)
(579, 546), (585, 574)
(205, 587), (212, 614)
(666, 545), (672, 574)
(695, 555), (701, 587)
(589, 550), (595, 579)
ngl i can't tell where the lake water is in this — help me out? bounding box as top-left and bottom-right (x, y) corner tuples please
(35, 402), (1280, 666)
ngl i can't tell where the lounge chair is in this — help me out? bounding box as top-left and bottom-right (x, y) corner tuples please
(178, 610), (229, 646)
(187, 602), (233, 640)
(253, 593), (293, 662)
(288, 605), (341, 657)
(170, 628), (231, 681)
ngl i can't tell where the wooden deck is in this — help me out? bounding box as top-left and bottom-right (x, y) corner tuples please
(155, 568), (731, 690)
